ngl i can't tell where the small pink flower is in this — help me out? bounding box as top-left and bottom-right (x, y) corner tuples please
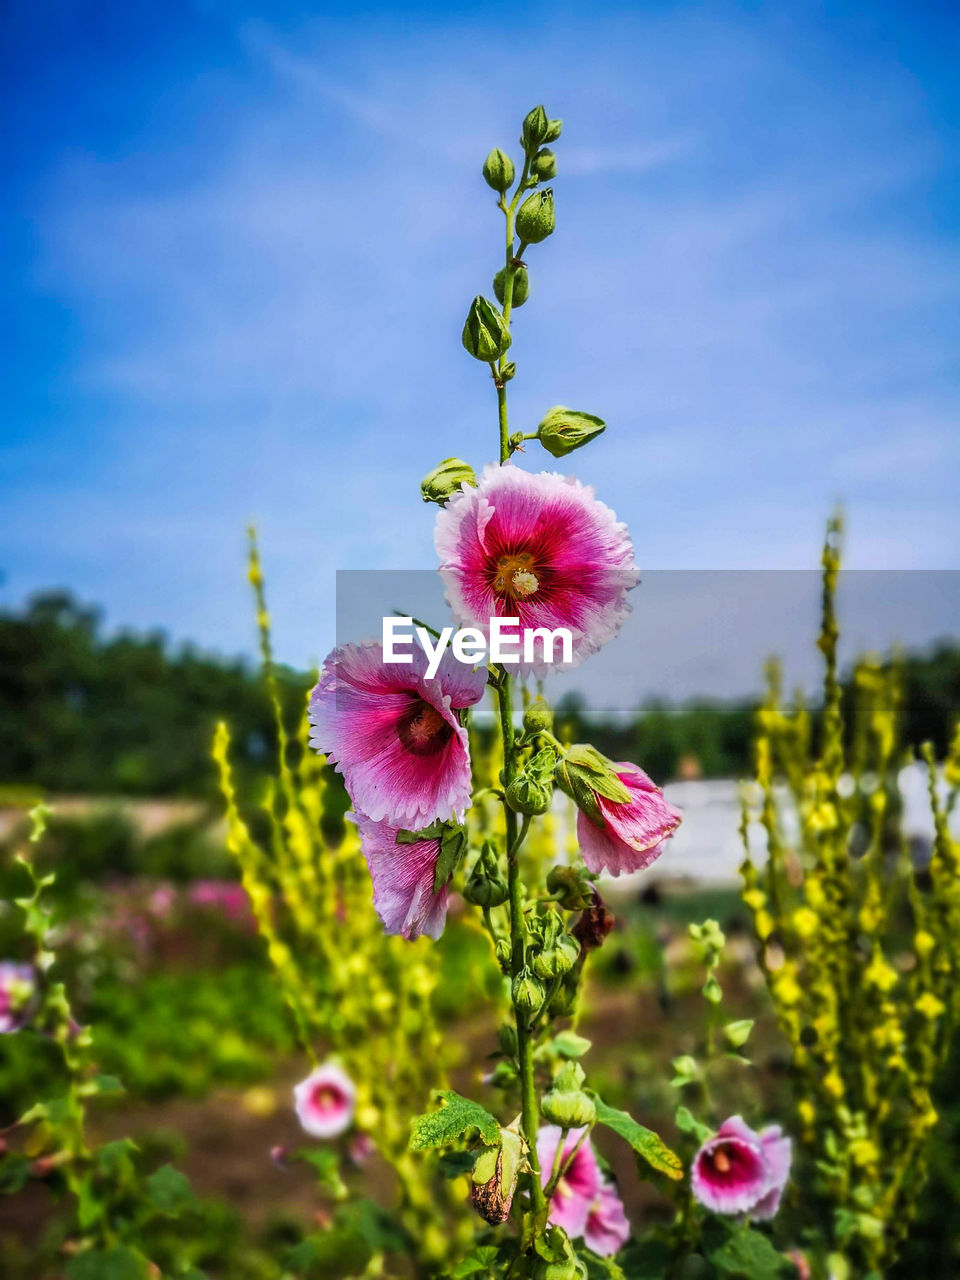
(578, 763), (682, 876)
(294, 1063), (356, 1138)
(348, 1133), (375, 1165)
(435, 464), (639, 675)
(0, 962), (37, 1034)
(691, 1116), (791, 1219)
(350, 812), (450, 940)
(584, 1181), (630, 1256)
(537, 1125), (601, 1239)
(309, 640), (486, 829)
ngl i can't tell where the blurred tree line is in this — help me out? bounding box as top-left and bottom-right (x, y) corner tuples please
(0, 592), (309, 798)
(0, 590), (957, 797)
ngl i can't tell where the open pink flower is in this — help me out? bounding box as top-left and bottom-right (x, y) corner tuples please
(435, 464), (639, 674)
(537, 1125), (601, 1238)
(578, 763), (682, 876)
(0, 962), (37, 1034)
(692, 1116), (791, 1218)
(584, 1181), (630, 1256)
(350, 812), (450, 940)
(309, 640), (486, 829)
(294, 1063), (356, 1138)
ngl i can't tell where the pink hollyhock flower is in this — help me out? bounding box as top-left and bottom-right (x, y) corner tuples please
(537, 1125), (601, 1238)
(691, 1116), (791, 1218)
(309, 640), (486, 829)
(578, 763), (682, 877)
(584, 1180), (630, 1256)
(0, 962), (37, 1034)
(350, 812), (450, 940)
(294, 1063), (356, 1138)
(435, 464), (639, 674)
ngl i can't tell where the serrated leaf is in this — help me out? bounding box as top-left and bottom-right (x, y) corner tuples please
(591, 1097), (683, 1180)
(146, 1163), (196, 1216)
(409, 1091), (500, 1150)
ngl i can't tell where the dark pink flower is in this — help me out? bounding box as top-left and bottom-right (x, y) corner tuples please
(0, 962), (37, 1034)
(309, 641), (486, 829)
(294, 1062), (356, 1138)
(350, 813), (450, 940)
(537, 1125), (601, 1238)
(578, 763), (682, 876)
(435, 464), (639, 674)
(584, 1181), (630, 1256)
(691, 1116), (791, 1218)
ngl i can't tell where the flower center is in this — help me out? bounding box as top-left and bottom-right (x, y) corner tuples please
(406, 703), (445, 745)
(398, 698), (454, 757)
(311, 1085), (342, 1112)
(493, 552), (540, 598)
(712, 1149), (732, 1174)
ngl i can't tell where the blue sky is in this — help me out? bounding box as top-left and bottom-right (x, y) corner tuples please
(2, 0), (958, 674)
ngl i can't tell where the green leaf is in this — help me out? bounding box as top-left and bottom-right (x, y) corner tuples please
(297, 1147), (346, 1196)
(146, 1163), (197, 1216)
(0, 1156), (31, 1194)
(434, 825), (469, 892)
(66, 1247), (152, 1280)
(618, 1239), (673, 1278)
(451, 1245), (504, 1277)
(591, 1097), (683, 1180)
(675, 1105), (712, 1143)
(395, 822), (445, 844)
(551, 1030), (592, 1058)
(409, 1091), (500, 1151)
(723, 1020), (754, 1048)
(582, 1249), (627, 1279)
(706, 1227), (790, 1278)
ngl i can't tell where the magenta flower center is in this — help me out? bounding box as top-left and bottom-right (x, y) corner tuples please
(492, 551), (540, 599)
(311, 1083), (345, 1113)
(705, 1140), (753, 1182)
(398, 698), (454, 757)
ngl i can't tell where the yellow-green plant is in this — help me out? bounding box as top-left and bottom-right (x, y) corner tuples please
(739, 517), (960, 1277)
(213, 535), (472, 1272)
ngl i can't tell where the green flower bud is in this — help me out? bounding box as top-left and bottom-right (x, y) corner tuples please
(505, 773), (551, 816)
(512, 967), (544, 1015)
(515, 188), (555, 245)
(545, 864), (593, 911)
(493, 265), (529, 309)
(463, 865), (509, 908)
(494, 938), (511, 969)
(420, 457), (477, 505)
(462, 295), (512, 362)
(521, 105), (550, 152)
(498, 1023), (518, 1058)
(532, 935), (578, 981)
(532, 148), (557, 180)
(541, 1082), (596, 1129)
(543, 117), (563, 144)
(482, 147), (515, 193)
(522, 698), (553, 736)
(500, 361), (517, 383)
(536, 406), (606, 458)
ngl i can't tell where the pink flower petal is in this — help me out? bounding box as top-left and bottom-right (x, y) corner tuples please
(578, 763), (682, 876)
(293, 1063), (356, 1138)
(537, 1125), (602, 1239)
(351, 812), (450, 940)
(691, 1115), (791, 1219)
(584, 1181), (630, 1256)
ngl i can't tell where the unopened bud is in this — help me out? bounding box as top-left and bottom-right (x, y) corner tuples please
(494, 938), (511, 969)
(516, 189), (555, 245)
(494, 265), (529, 309)
(537, 406), (605, 458)
(532, 148), (557, 180)
(541, 1062), (596, 1128)
(505, 773), (551, 816)
(462, 295), (512, 362)
(482, 147), (515, 193)
(512, 967), (544, 1014)
(543, 118), (563, 144)
(522, 699), (553, 735)
(463, 865), (509, 908)
(498, 1023), (518, 1058)
(500, 361), (517, 383)
(521, 105), (550, 152)
(420, 457), (477, 505)
(546, 864), (593, 911)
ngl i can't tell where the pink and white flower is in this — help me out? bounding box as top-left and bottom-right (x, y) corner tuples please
(294, 1063), (356, 1138)
(584, 1181), (631, 1256)
(691, 1116), (791, 1219)
(308, 640), (486, 829)
(536, 1125), (601, 1239)
(350, 812), (451, 940)
(0, 962), (37, 1034)
(435, 464), (639, 674)
(577, 763), (682, 877)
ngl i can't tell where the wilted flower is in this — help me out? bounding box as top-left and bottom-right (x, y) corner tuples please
(435, 464), (639, 675)
(350, 812), (451, 940)
(583, 1181), (630, 1256)
(536, 1125), (601, 1238)
(309, 641), (486, 829)
(576, 762), (681, 877)
(0, 962), (37, 1034)
(294, 1063), (356, 1139)
(691, 1115), (791, 1218)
